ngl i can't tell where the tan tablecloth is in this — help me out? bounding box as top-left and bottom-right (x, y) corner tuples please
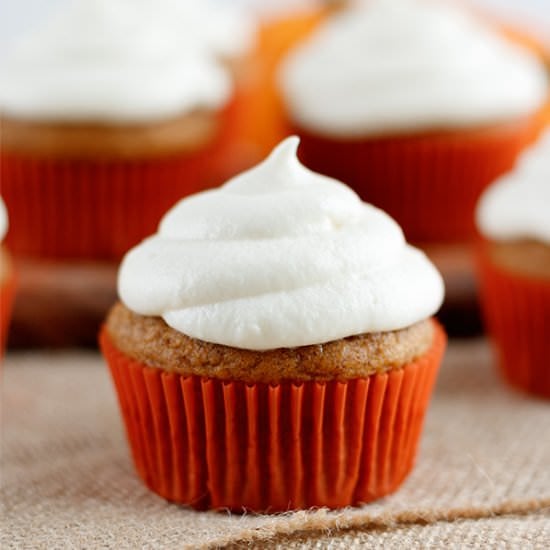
(2, 340), (549, 549)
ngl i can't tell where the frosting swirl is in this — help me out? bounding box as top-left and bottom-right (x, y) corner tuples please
(0, 0), (232, 122)
(279, 0), (548, 136)
(476, 128), (550, 244)
(119, 137), (444, 350)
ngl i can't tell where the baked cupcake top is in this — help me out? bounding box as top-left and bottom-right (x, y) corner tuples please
(0, 0), (232, 123)
(118, 137), (444, 350)
(279, 0), (548, 137)
(476, 128), (550, 244)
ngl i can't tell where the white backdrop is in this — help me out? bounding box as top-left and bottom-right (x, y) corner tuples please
(0, 0), (548, 54)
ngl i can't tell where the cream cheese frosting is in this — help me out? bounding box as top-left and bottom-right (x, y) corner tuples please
(477, 128), (550, 244)
(135, 0), (256, 61)
(279, 0), (548, 136)
(0, 198), (8, 243)
(119, 137), (444, 350)
(178, 1), (255, 61)
(0, 0), (232, 122)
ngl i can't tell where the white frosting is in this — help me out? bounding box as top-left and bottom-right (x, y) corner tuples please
(179, 1), (255, 60)
(136, 0), (256, 60)
(0, 0), (232, 122)
(476, 128), (550, 244)
(119, 137), (444, 350)
(279, 0), (548, 136)
(0, 198), (8, 243)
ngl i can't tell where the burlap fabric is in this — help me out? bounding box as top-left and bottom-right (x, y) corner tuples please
(2, 340), (549, 549)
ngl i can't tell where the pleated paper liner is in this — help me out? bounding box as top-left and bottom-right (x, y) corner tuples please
(294, 116), (538, 243)
(1, 102), (239, 261)
(477, 246), (550, 399)
(100, 321), (446, 512)
(0, 268), (16, 356)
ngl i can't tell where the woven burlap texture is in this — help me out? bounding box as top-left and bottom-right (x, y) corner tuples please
(2, 340), (549, 549)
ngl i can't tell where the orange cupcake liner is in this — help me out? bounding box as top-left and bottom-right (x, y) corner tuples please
(0, 270), (17, 356)
(226, 8), (329, 161)
(477, 245), (550, 398)
(499, 23), (550, 75)
(2, 150), (213, 260)
(295, 118), (538, 243)
(1, 103), (238, 261)
(99, 321), (446, 512)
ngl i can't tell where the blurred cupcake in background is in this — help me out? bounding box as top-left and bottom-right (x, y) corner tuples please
(501, 26), (550, 77)
(154, 0), (256, 67)
(0, 198), (16, 355)
(100, 137), (446, 512)
(143, 0), (333, 170)
(472, 0), (550, 134)
(239, 0), (344, 158)
(137, 0), (259, 176)
(476, 128), (550, 398)
(279, 0), (548, 243)
(0, 0), (237, 260)
(468, 0), (550, 72)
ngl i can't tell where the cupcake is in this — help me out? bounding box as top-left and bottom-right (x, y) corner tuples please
(0, 0), (236, 259)
(279, 0), (548, 242)
(158, 0), (256, 66)
(100, 137), (446, 511)
(469, 0), (550, 71)
(234, 0), (342, 160)
(140, 0), (259, 176)
(476, 128), (550, 398)
(0, 198), (16, 355)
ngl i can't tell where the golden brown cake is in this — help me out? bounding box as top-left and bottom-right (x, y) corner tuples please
(487, 240), (550, 279)
(106, 302), (435, 383)
(0, 110), (219, 160)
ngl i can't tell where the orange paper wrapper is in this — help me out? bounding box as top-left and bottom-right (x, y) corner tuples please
(235, 9), (329, 158)
(1, 104), (238, 261)
(477, 247), (550, 398)
(0, 270), (17, 355)
(100, 322), (446, 512)
(295, 118), (537, 243)
(500, 24), (550, 76)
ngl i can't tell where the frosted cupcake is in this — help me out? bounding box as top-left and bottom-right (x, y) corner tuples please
(470, 0), (550, 70)
(279, 0), (548, 242)
(476, 128), (550, 398)
(0, 0), (235, 259)
(134, 0), (260, 179)
(233, 0), (343, 159)
(0, 198), (16, 355)
(100, 137), (446, 511)
(156, 0), (256, 65)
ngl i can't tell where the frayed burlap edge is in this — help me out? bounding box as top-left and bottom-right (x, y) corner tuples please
(196, 498), (550, 549)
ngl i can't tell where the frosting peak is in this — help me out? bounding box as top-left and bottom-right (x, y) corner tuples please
(119, 137), (444, 350)
(476, 128), (550, 244)
(279, 0), (548, 136)
(160, 137), (365, 242)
